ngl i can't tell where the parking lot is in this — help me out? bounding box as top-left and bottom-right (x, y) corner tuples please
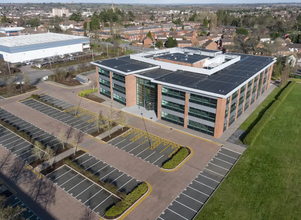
(108, 127), (181, 167)
(0, 108), (62, 151)
(47, 153), (140, 217)
(157, 147), (240, 220)
(0, 187), (40, 220)
(20, 96), (100, 135)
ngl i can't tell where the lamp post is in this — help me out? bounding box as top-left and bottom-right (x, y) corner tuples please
(150, 116), (153, 148)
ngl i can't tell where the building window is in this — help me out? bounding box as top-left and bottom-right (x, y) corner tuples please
(248, 80), (253, 88)
(188, 120), (214, 136)
(112, 72), (125, 83)
(189, 94), (217, 108)
(240, 85), (246, 94)
(98, 68), (110, 77)
(229, 114), (236, 126)
(113, 93), (126, 105)
(113, 83), (126, 94)
(161, 112), (184, 126)
(162, 87), (185, 100)
(189, 107), (216, 122)
(161, 100), (185, 113)
(99, 78), (110, 87)
(99, 87), (111, 98)
(230, 102), (237, 113)
(232, 91), (238, 101)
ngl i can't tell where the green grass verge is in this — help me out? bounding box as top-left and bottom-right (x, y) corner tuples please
(162, 147), (189, 169)
(78, 89), (97, 97)
(105, 182), (148, 218)
(195, 82), (301, 220)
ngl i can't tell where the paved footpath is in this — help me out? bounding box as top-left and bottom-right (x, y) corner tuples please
(0, 82), (223, 220)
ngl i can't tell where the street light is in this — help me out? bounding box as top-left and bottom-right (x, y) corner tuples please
(150, 117), (153, 148)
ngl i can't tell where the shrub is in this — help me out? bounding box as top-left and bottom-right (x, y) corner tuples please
(105, 183), (148, 218)
(78, 89), (97, 97)
(162, 147), (189, 169)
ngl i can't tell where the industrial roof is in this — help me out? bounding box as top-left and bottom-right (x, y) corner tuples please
(0, 33), (88, 47)
(94, 56), (157, 73)
(137, 68), (172, 79)
(156, 52), (208, 64)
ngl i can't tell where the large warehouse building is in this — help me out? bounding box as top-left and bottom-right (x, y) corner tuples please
(91, 47), (276, 138)
(0, 33), (90, 63)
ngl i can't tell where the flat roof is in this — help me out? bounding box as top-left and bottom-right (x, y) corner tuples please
(93, 56), (157, 74)
(156, 52), (208, 64)
(137, 68), (172, 79)
(154, 54), (274, 95)
(0, 33), (88, 47)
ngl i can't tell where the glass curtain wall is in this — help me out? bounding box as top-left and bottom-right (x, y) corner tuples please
(136, 78), (157, 111)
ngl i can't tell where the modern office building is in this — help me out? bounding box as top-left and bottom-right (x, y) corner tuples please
(91, 47), (276, 138)
(0, 33), (90, 63)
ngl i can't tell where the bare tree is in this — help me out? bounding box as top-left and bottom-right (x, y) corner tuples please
(94, 110), (103, 132)
(23, 73), (31, 92)
(0, 151), (12, 171)
(90, 80), (97, 90)
(0, 196), (25, 220)
(116, 111), (127, 131)
(32, 147), (43, 160)
(43, 146), (55, 167)
(70, 131), (84, 155)
(57, 129), (68, 149)
(103, 104), (115, 137)
(6, 76), (16, 96)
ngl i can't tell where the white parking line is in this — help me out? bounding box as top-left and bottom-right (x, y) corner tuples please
(166, 208), (188, 220)
(75, 184), (94, 199)
(128, 143), (143, 153)
(181, 192), (203, 204)
(218, 151), (237, 160)
(144, 151), (156, 160)
(214, 156), (235, 165)
(83, 161), (101, 171)
(193, 180), (215, 190)
(199, 174), (220, 183)
(100, 169), (116, 181)
(82, 189), (103, 204)
(174, 200), (198, 212)
(115, 139), (126, 146)
(51, 169), (71, 182)
(110, 173), (123, 184)
(118, 177), (133, 190)
(203, 168), (225, 177)
(152, 155), (164, 165)
(77, 156), (93, 166)
(59, 174), (79, 188)
(92, 164), (109, 175)
(120, 142), (133, 150)
(67, 179), (86, 193)
(209, 162), (229, 171)
(187, 186), (209, 197)
(93, 194), (112, 212)
(136, 147), (149, 157)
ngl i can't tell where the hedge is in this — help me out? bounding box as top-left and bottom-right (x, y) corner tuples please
(244, 81), (296, 146)
(105, 182), (148, 218)
(78, 89), (97, 97)
(162, 147), (189, 169)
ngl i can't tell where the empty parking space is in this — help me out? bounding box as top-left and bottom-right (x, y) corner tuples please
(47, 153), (140, 216)
(0, 108), (61, 151)
(157, 147), (240, 220)
(0, 188), (39, 220)
(0, 125), (39, 164)
(108, 127), (182, 167)
(20, 98), (98, 134)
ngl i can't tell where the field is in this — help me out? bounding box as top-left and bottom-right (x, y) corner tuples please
(196, 82), (301, 220)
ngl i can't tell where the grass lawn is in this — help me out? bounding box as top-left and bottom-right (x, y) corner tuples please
(239, 86), (282, 131)
(195, 82), (301, 220)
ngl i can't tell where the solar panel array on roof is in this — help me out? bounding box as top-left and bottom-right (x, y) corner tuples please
(137, 68), (172, 79)
(156, 52), (208, 64)
(95, 56), (157, 73)
(155, 54), (274, 95)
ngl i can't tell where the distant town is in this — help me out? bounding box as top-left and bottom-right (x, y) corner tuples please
(0, 2), (300, 220)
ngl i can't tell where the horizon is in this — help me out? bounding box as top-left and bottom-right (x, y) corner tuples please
(1, 0), (301, 4)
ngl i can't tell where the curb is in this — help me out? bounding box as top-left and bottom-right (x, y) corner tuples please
(160, 146), (194, 172)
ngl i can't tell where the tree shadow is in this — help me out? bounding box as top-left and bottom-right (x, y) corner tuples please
(0, 151), (13, 172)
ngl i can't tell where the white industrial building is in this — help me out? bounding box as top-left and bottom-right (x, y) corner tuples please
(0, 33), (90, 63)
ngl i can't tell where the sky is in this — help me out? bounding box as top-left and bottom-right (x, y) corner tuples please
(1, 0), (301, 4)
